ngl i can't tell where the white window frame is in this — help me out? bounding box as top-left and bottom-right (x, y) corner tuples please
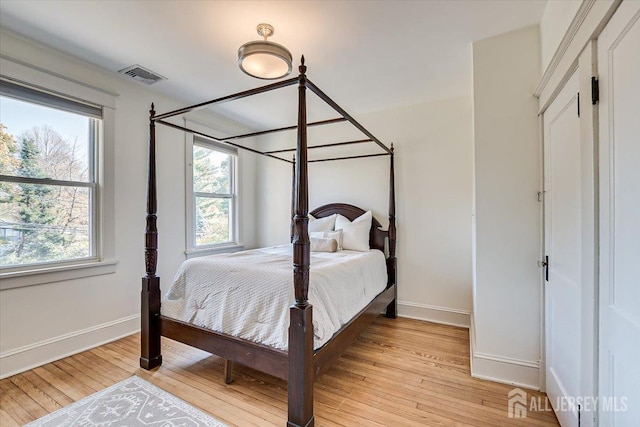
(0, 80), (100, 267)
(185, 121), (243, 258)
(0, 56), (117, 290)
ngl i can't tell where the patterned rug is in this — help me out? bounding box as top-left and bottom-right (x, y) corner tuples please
(26, 376), (227, 426)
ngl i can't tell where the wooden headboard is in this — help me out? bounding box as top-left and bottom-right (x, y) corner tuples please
(309, 203), (387, 253)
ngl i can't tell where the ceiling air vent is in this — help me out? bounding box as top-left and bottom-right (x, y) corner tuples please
(118, 64), (166, 85)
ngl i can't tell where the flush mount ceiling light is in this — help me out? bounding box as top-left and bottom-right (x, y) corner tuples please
(238, 23), (293, 80)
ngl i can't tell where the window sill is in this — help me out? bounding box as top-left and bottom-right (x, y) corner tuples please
(185, 244), (244, 259)
(0, 259), (118, 291)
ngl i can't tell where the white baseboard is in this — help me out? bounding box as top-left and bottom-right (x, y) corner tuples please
(469, 315), (540, 390)
(397, 301), (470, 328)
(0, 314), (140, 379)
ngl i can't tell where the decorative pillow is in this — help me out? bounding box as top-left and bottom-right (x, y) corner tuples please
(310, 237), (338, 253)
(308, 213), (336, 233)
(334, 211), (372, 251)
(310, 230), (343, 250)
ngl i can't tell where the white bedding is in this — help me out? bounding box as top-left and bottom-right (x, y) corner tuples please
(161, 245), (387, 350)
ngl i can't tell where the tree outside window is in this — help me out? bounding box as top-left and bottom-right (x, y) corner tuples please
(192, 143), (235, 246)
(0, 90), (98, 268)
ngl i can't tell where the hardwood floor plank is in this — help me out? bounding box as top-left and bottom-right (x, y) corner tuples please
(0, 408), (21, 427)
(35, 364), (96, 399)
(20, 370), (75, 408)
(320, 370), (474, 427)
(9, 374), (62, 413)
(0, 380), (48, 423)
(332, 353), (556, 426)
(70, 351), (131, 382)
(0, 317), (559, 426)
(53, 359), (112, 390)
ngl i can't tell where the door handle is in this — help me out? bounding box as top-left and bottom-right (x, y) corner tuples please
(545, 255), (549, 281)
(538, 256), (549, 281)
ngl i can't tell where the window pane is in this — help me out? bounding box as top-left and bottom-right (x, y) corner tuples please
(0, 182), (92, 267)
(193, 145), (231, 194)
(0, 95), (93, 182)
(195, 197), (230, 246)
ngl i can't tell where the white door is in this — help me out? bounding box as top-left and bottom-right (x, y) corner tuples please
(598, 2), (640, 426)
(544, 71), (581, 427)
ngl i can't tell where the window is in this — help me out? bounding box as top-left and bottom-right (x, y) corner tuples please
(191, 139), (237, 248)
(0, 79), (100, 269)
(0, 57), (116, 289)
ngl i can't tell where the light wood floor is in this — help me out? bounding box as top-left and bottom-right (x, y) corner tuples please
(0, 317), (558, 426)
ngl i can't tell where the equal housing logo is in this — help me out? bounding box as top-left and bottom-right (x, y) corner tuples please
(507, 388), (628, 419)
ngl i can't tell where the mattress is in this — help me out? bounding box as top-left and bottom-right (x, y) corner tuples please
(161, 245), (387, 350)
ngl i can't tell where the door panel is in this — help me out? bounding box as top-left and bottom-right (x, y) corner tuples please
(544, 71), (581, 427)
(598, 2), (640, 426)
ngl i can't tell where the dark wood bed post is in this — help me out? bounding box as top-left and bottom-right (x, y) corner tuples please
(385, 144), (397, 319)
(140, 103), (163, 370)
(290, 155), (296, 243)
(288, 57), (314, 427)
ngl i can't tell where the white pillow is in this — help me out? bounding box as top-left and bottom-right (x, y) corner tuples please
(308, 213), (336, 233)
(334, 211), (372, 251)
(310, 237), (338, 252)
(310, 230), (343, 250)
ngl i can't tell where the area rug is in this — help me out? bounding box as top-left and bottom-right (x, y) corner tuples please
(26, 376), (227, 426)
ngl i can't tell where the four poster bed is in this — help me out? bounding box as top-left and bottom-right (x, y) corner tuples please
(140, 57), (397, 427)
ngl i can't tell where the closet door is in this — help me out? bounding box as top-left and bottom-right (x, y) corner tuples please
(543, 71), (581, 427)
(598, 2), (640, 426)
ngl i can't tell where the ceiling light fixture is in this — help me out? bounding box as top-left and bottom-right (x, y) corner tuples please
(238, 23), (292, 80)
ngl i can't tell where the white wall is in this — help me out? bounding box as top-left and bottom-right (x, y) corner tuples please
(540, 0), (582, 72)
(472, 25), (542, 389)
(255, 96), (474, 326)
(0, 29), (257, 378)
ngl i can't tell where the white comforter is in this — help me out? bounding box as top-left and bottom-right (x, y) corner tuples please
(161, 245), (387, 350)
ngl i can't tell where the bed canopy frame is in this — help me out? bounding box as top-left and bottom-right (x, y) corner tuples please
(141, 57), (397, 427)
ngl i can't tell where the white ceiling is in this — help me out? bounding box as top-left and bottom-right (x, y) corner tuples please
(0, 0), (546, 128)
